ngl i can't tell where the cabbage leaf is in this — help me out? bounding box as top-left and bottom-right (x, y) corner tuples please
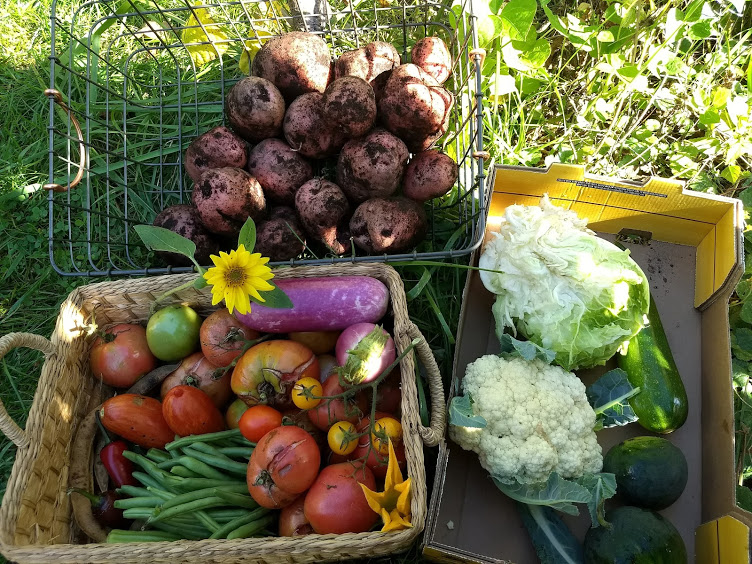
(479, 195), (649, 371)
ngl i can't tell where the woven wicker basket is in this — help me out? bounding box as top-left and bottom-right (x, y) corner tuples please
(0, 263), (446, 564)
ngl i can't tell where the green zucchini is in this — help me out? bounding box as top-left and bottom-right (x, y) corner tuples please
(616, 294), (688, 433)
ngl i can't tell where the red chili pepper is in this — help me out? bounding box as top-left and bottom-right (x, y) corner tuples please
(96, 413), (138, 488)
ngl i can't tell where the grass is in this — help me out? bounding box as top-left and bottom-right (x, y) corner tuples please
(0, 0), (750, 561)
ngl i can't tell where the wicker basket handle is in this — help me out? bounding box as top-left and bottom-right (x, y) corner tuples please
(0, 333), (56, 448)
(406, 322), (446, 447)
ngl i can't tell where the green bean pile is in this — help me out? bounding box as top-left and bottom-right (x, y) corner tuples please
(107, 428), (275, 542)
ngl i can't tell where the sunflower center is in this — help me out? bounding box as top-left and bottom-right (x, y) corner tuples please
(225, 266), (248, 287)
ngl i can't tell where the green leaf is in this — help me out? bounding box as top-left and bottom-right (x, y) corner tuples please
(684, 0), (705, 22)
(741, 302), (752, 325)
(193, 277), (208, 290)
(498, 334), (557, 363)
(478, 15), (504, 48)
(574, 473), (617, 528)
(540, 0), (568, 36)
(448, 395), (488, 428)
(492, 472), (591, 516)
(489, 0), (504, 14)
(688, 21), (712, 40)
(587, 368), (640, 429)
(722, 165), (743, 184)
(737, 485), (752, 512)
(249, 280), (294, 309)
(699, 109), (721, 125)
(238, 218), (257, 252)
(134, 225), (197, 259)
(737, 279), (752, 301)
(733, 327), (752, 361)
(738, 187), (752, 209)
(520, 37), (551, 69)
(500, 0), (537, 41)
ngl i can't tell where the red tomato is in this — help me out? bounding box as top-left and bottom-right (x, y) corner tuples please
(288, 331), (340, 355)
(100, 394), (174, 449)
(306, 374), (368, 431)
(349, 412), (406, 479)
(162, 385), (225, 437)
(376, 367), (402, 414)
(225, 398), (249, 429)
(89, 324), (157, 388)
(238, 405), (283, 443)
(160, 352), (232, 409)
(232, 340), (319, 409)
(304, 462), (378, 534)
(247, 425), (321, 509)
(200, 308), (259, 367)
(278, 495), (313, 536)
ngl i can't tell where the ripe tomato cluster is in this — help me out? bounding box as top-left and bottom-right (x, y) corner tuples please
(90, 304), (405, 537)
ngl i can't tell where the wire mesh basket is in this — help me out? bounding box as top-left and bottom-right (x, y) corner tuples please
(46, 0), (487, 277)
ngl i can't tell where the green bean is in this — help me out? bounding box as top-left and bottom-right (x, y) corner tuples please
(148, 520), (209, 541)
(165, 477), (238, 491)
(159, 484), (249, 511)
(122, 508), (156, 521)
(131, 471), (164, 491)
(169, 447), (181, 459)
(226, 514), (276, 540)
(206, 508), (250, 521)
(114, 497), (165, 509)
(211, 489), (259, 509)
(165, 429), (242, 451)
(124, 451), (173, 484)
(209, 507), (271, 539)
(158, 456), (228, 480)
(106, 529), (181, 543)
(116, 485), (154, 498)
(217, 446), (254, 458)
(144, 487), (173, 501)
(145, 448), (170, 463)
(148, 496), (226, 524)
(181, 446), (248, 475)
(169, 465), (202, 478)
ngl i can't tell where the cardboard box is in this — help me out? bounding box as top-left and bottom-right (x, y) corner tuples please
(422, 164), (749, 563)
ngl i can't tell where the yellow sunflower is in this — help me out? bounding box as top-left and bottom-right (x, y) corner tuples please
(202, 244), (275, 315)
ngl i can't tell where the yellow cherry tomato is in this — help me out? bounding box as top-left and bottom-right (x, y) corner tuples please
(371, 416), (402, 454)
(291, 377), (323, 410)
(327, 421), (358, 455)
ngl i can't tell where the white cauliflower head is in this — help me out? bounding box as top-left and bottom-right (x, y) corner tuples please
(449, 354), (602, 484)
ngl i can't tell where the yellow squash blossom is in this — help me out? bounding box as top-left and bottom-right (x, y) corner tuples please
(360, 439), (412, 532)
(202, 244), (274, 315)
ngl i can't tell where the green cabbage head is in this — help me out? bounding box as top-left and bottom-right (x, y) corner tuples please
(479, 195), (650, 371)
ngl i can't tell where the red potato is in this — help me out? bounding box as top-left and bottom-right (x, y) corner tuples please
(283, 92), (346, 159)
(192, 167), (266, 236)
(411, 36), (452, 84)
(294, 178), (351, 255)
(378, 63), (454, 152)
(153, 204), (220, 266)
(225, 77), (286, 143)
(184, 126), (248, 183)
(335, 41), (400, 82)
(254, 206), (307, 262)
(247, 139), (313, 205)
(335, 128), (409, 204)
(322, 76), (377, 139)
(402, 150), (459, 202)
(234, 276), (390, 333)
(252, 32), (332, 103)
(350, 197), (428, 254)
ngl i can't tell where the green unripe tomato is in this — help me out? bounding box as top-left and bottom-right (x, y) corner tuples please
(146, 305), (202, 361)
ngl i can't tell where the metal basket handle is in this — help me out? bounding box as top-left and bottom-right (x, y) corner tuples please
(406, 322), (446, 447)
(0, 333), (56, 448)
(43, 89), (86, 193)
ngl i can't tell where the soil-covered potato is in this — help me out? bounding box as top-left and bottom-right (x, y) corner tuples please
(350, 197), (427, 254)
(247, 138), (314, 205)
(370, 69), (392, 105)
(378, 63), (454, 152)
(252, 31), (332, 103)
(191, 167), (266, 237)
(294, 178), (351, 255)
(283, 92), (346, 159)
(335, 41), (400, 83)
(402, 150), (458, 202)
(335, 128), (409, 204)
(322, 76), (377, 138)
(410, 37), (452, 84)
(184, 126), (248, 184)
(153, 204), (221, 266)
(225, 76), (286, 143)
(254, 206), (306, 262)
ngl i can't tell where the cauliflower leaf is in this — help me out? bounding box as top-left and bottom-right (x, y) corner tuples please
(448, 394), (487, 428)
(492, 472), (591, 516)
(499, 333), (556, 363)
(586, 368), (640, 429)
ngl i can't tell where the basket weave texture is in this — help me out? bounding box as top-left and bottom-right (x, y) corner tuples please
(0, 263), (446, 563)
